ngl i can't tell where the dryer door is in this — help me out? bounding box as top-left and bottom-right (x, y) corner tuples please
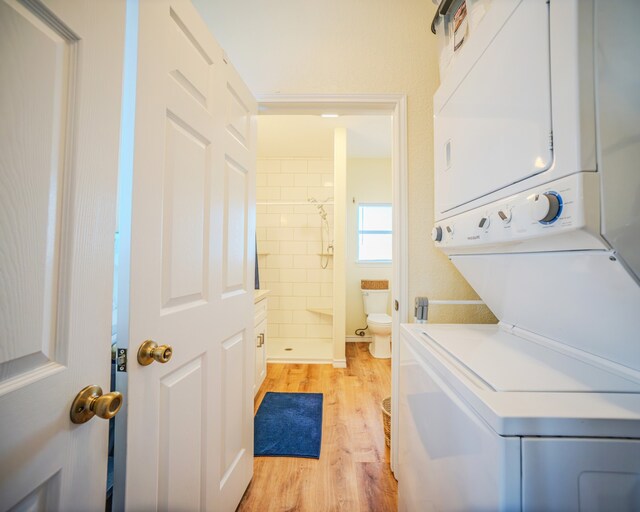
(434, 0), (552, 216)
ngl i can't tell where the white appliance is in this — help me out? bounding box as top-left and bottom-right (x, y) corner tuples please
(399, 0), (640, 510)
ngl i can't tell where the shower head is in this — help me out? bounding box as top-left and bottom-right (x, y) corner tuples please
(308, 197), (326, 218)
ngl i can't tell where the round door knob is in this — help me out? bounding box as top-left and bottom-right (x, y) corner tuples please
(431, 225), (443, 242)
(70, 385), (123, 424)
(530, 192), (561, 223)
(137, 340), (173, 366)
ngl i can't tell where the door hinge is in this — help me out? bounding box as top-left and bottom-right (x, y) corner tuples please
(549, 130), (554, 151)
(116, 348), (127, 372)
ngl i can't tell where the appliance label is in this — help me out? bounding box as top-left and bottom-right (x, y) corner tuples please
(453, 1), (468, 51)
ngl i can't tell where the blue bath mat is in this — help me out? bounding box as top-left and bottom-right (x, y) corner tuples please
(254, 392), (323, 459)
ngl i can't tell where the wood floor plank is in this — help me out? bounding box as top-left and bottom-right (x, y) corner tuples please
(355, 462), (398, 512)
(237, 343), (397, 511)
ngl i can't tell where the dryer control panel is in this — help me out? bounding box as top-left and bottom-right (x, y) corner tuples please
(432, 173), (604, 254)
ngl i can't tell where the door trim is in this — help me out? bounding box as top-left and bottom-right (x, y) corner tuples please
(256, 93), (407, 474)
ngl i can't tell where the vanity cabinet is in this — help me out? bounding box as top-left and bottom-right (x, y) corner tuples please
(254, 292), (268, 396)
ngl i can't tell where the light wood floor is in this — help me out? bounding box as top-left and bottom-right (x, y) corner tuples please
(237, 342), (397, 512)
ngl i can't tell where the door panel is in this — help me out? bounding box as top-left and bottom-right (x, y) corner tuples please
(0, 0), (125, 509)
(158, 357), (204, 511)
(0, 0), (74, 385)
(8, 473), (61, 512)
(226, 83), (252, 149)
(162, 113), (210, 309)
(125, 1), (256, 510)
(168, 7), (213, 108)
(221, 332), (246, 474)
(224, 158), (248, 293)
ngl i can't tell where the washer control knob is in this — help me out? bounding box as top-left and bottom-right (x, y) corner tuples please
(497, 208), (512, 224)
(478, 216), (490, 230)
(530, 192), (561, 223)
(431, 225), (443, 242)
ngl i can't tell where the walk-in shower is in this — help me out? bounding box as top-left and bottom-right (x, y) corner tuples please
(255, 156), (335, 362)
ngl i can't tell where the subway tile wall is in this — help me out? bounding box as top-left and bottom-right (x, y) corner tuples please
(256, 158), (334, 350)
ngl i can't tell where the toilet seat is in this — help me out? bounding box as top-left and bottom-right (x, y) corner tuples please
(368, 313), (392, 325)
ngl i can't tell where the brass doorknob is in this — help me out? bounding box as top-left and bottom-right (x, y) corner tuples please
(70, 385), (123, 424)
(137, 340), (173, 366)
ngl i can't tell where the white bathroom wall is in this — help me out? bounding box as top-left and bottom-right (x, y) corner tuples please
(346, 158), (393, 337)
(256, 157), (335, 361)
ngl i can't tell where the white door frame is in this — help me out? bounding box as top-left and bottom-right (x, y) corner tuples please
(257, 94), (407, 474)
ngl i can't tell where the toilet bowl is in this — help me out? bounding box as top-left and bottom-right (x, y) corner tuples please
(361, 285), (392, 359)
(367, 313), (392, 358)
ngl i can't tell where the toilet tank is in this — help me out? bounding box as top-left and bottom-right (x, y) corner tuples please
(362, 289), (389, 315)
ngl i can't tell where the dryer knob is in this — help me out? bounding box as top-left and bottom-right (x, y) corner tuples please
(530, 192), (561, 223)
(498, 209), (512, 224)
(431, 225), (443, 242)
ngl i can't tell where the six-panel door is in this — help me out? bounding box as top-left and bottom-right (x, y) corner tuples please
(123, 1), (256, 510)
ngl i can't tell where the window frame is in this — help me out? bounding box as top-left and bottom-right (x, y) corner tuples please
(356, 202), (392, 264)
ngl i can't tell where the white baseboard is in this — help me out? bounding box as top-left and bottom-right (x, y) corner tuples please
(346, 335), (371, 343)
(267, 357), (332, 365)
(332, 359), (347, 368)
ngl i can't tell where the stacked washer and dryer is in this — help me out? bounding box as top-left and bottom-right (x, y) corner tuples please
(398, 0), (640, 510)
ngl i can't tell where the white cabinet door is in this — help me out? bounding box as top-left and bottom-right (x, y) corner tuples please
(123, 1), (256, 510)
(0, 0), (125, 509)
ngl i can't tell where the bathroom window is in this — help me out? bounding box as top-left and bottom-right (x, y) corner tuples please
(357, 204), (392, 262)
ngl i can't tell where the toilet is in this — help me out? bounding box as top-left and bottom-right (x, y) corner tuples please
(361, 281), (392, 359)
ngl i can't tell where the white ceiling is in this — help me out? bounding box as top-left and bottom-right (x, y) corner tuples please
(257, 115), (392, 158)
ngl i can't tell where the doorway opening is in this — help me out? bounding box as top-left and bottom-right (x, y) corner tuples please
(256, 95), (408, 473)
(107, 0), (138, 509)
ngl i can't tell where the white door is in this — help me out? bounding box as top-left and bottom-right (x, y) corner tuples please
(0, 0), (125, 510)
(122, 1), (257, 510)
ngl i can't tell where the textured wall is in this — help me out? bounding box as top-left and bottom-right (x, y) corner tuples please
(346, 158), (393, 336)
(194, 0), (496, 324)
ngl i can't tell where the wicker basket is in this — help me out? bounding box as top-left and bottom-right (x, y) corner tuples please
(361, 279), (389, 290)
(381, 397), (391, 447)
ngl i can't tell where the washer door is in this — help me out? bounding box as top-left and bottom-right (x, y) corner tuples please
(434, 0), (552, 215)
